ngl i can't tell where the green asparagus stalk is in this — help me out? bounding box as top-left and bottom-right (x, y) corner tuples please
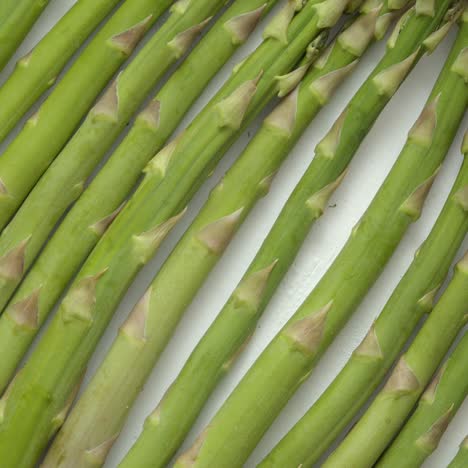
(261, 136), (468, 468)
(0, 0), (50, 71)
(376, 330), (468, 467)
(0, 1), (348, 466)
(448, 437), (468, 468)
(172, 6), (467, 466)
(0, 0), (227, 313)
(118, 3), (428, 465)
(0, 0), (278, 396)
(324, 250), (468, 467)
(44, 10), (387, 463)
(0, 0), (124, 144)
(0, 0), (168, 230)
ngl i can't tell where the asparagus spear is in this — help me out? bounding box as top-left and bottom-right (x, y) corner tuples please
(0, 0), (226, 313)
(0, 0), (168, 230)
(43, 13), (377, 464)
(173, 5), (467, 466)
(0, 0), (123, 144)
(448, 437), (468, 468)
(0, 0), (50, 71)
(261, 135), (468, 468)
(0, 0), (277, 395)
(324, 248), (468, 467)
(376, 330), (468, 467)
(118, 3), (423, 465)
(0, 1), (347, 466)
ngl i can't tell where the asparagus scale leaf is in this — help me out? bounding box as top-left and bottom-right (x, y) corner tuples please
(0, 0), (227, 312)
(377, 328), (468, 467)
(0, 0), (278, 396)
(0, 0), (51, 72)
(324, 245), (468, 467)
(262, 129), (468, 468)
(173, 4), (466, 466)
(0, 0), (169, 230)
(448, 436), (468, 468)
(0, 1), (345, 466)
(0, 0), (123, 143)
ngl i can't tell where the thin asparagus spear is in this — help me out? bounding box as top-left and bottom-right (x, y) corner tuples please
(0, 0), (124, 144)
(174, 5), (467, 466)
(376, 330), (468, 467)
(0, 0), (50, 71)
(0, 0), (168, 230)
(0, 0), (226, 312)
(0, 0), (278, 396)
(261, 134), (468, 468)
(324, 249), (468, 467)
(0, 1), (347, 466)
(44, 15), (376, 464)
(448, 436), (468, 468)
(119, 3), (422, 465)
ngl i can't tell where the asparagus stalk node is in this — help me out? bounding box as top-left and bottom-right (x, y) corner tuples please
(0, 0), (50, 71)
(0, 1), (344, 466)
(0, 0), (278, 397)
(324, 246), (468, 467)
(0, 0), (169, 230)
(171, 3), (466, 466)
(0, 0), (226, 312)
(376, 329), (468, 467)
(0, 0), (123, 143)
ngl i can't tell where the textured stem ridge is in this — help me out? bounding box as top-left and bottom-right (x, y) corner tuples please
(0, 0), (123, 144)
(262, 83), (468, 468)
(0, 0), (51, 72)
(171, 3), (466, 466)
(0, 0), (344, 465)
(118, 3), (417, 466)
(0, 0), (225, 312)
(376, 330), (468, 467)
(0, 0), (276, 394)
(324, 249), (468, 467)
(0, 0), (167, 230)
(448, 436), (468, 468)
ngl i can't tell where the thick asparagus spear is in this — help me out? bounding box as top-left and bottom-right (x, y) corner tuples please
(376, 330), (468, 467)
(448, 437), (468, 468)
(119, 3), (422, 465)
(0, 0), (167, 230)
(0, 0), (226, 312)
(261, 135), (468, 468)
(0, 0), (50, 71)
(324, 249), (468, 467)
(173, 5), (467, 466)
(0, 0), (123, 144)
(0, 0), (277, 395)
(0, 1), (346, 466)
(44, 12), (380, 464)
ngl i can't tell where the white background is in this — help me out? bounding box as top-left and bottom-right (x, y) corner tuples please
(1, 1), (467, 466)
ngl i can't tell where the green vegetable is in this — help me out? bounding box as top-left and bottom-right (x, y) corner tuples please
(324, 248), (468, 467)
(448, 436), (468, 468)
(0, 1), (344, 466)
(0, 0), (277, 397)
(172, 4), (466, 466)
(0, 0), (168, 230)
(0, 0), (226, 312)
(261, 120), (468, 468)
(119, 2), (417, 466)
(377, 330), (468, 467)
(0, 0), (50, 71)
(0, 0), (123, 143)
